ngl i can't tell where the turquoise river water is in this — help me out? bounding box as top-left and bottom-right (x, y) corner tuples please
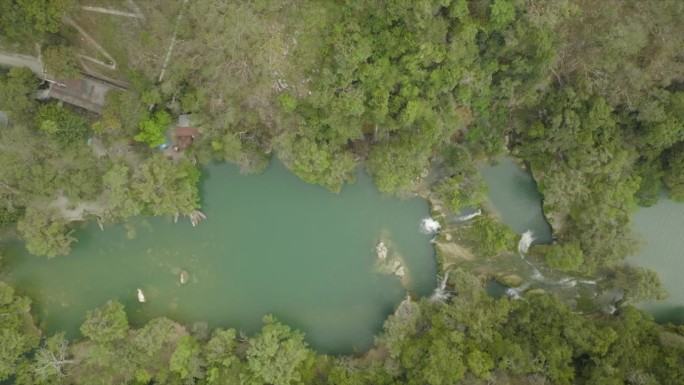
(4, 160), (437, 353)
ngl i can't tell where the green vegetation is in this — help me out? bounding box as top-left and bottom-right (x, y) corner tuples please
(135, 110), (171, 148)
(0, 0), (73, 42)
(532, 242), (585, 271)
(0, 281), (40, 382)
(1, 0), (684, 383)
(0, 67), (39, 122)
(459, 216), (517, 258)
(42, 44), (81, 79)
(1, 271), (683, 384)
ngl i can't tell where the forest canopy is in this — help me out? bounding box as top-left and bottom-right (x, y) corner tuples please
(1, 0), (684, 383)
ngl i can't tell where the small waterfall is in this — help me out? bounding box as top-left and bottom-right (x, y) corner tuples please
(420, 218), (441, 234)
(430, 269), (452, 302)
(505, 287), (523, 300)
(454, 209), (482, 222)
(517, 230), (535, 257)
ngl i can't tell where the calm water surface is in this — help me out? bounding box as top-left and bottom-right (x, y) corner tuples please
(4, 160), (437, 353)
(480, 158), (553, 244)
(628, 196), (684, 323)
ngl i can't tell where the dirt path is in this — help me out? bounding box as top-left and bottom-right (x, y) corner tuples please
(158, 0), (190, 82)
(0, 51), (44, 76)
(80, 5), (144, 19)
(63, 16), (117, 71)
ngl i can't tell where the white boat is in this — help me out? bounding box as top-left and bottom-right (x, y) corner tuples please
(137, 288), (146, 303)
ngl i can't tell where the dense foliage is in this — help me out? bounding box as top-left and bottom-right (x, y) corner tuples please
(0, 271), (682, 384)
(1, 0), (684, 383)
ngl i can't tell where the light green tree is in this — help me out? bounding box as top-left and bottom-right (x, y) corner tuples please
(0, 67), (38, 122)
(134, 110), (171, 147)
(132, 156), (200, 216)
(102, 163), (141, 218)
(79, 301), (128, 344)
(245, 315), (314, 385)
(16, 207), (74, 258)
(534, 242), (585, 271)
(170, 335), (203, 382)
(0, 281), (40, 382)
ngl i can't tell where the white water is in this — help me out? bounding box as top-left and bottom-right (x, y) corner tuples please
(454, 209), (482, 222)
(505, 283), (530, 300)
(420, 218), (441, 234)
(517, 230), (535, 257)
(430, 270), (452, 302)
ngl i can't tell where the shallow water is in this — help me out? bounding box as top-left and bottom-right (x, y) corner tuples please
(4, 160), (437, 353)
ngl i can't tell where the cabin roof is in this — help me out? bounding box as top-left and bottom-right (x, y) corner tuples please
(176, 127), (200, 137)
(46, 78), (109, 113)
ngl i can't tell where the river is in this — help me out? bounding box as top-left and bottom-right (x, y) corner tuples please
(628, 196), (684, 323)
(482, 157), (684, 323)
(3, 160), (437, 353)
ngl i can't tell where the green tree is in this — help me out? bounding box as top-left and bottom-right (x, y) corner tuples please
(102, 163), (141, 219)
(0, 67), (38, 122)
(460, 216), (517, 258)
(79, 301), (128, 344)
(134, 110), (171, 147)
(202, 328), (243, 384)
(663, 143), (684, 202)
(607, 265), (666, 304)
(490, 0), (517, 31)
(16, 207), (74, 258)
(466, 349), (495, 379)
(246, 315), (314, 385)
(132, 156), (200, 216)
(0, 0), (73, 41)
(533, 242), (585, 271)
(170, 335), (203, 382)
(36, 103), (89, 146)
(97, 91), (148, 139)
(0, 281), (40, 382)
(276, 134), (356, 193)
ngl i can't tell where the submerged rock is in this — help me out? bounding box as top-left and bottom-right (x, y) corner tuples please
(394, 266), (405, 277)
(137, 288), (146, 303)
(376, 242), (388, 260)
(390, 260), (405, 277)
